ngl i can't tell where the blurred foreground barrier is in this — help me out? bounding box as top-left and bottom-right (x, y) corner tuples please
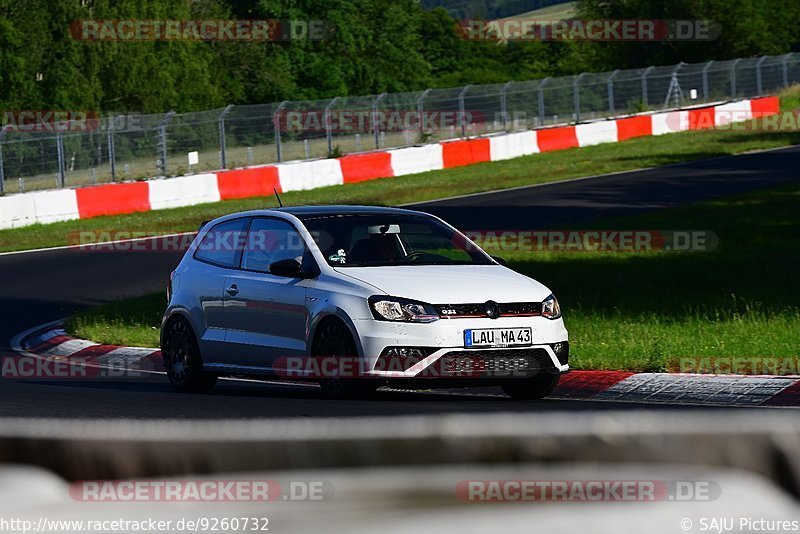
(0, 463), (797, 534)
(0, 411), (799, 498)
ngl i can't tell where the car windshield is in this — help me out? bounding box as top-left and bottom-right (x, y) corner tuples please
(300, 213), (494, 267)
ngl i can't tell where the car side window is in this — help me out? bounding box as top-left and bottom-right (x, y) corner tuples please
(242, 218), (308, 273)
(194, 218), (248, 268)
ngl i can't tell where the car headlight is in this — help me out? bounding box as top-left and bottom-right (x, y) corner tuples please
(368, 296), (439, 323)
(542, 294), (562, 320)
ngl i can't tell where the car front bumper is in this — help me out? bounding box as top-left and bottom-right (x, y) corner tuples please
(354, 316), (569, 379)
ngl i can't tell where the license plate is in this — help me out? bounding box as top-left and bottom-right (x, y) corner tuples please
(464, 327), (532, 348)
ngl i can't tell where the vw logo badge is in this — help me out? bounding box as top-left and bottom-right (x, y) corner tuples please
(484, 300), (501, 319)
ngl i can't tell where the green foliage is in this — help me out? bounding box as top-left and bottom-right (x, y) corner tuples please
(0, 0), (798, 116)
(577, 0), (800, 70)
(328, 144), (344, 158)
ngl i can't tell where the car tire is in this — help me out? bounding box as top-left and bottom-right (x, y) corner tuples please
(314, 319), (378, 399)
(161, 316), (218, 393)
(501, 373), (560, 400)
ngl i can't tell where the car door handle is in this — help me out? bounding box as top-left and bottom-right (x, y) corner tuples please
(226, 284), (239, 296)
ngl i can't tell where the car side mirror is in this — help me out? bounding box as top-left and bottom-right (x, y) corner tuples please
(269, 258), (309, 278)
(491, 255), (508, 266)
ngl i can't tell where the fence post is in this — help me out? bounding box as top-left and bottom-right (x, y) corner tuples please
(500, 81), (513, 131)
(782, 54), (791, 88)
(0, 129), (6, 195)
(372, 93), (387, 149)
(157, 111), (175, 177)
(641, 66), (655, 107)
(573, 73), (587, 122)
(702, 61), (714, 101)
(756, 55), (768, 95)
(273, 101), (288, 162)
(538, 77), (550, 125)
(458, 85), (471, 137)
(730, 58), (742, 97)
(416, 89), (431, 141)
(56, 132), (66, 188)
(324, 97), (340, 155)
(663, 62), (685, 108)
(107, 124), (117, 182)
(607, 70), (619, 115)
(218, 105), (234, 169)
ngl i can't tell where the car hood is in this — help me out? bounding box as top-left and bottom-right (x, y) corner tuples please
(334, 265), (552, 304)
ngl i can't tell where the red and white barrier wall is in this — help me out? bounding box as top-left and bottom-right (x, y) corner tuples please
(0, 97), (780, 231)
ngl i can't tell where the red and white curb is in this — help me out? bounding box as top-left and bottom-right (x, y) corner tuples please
(553, 371), (800, 407)
(9, 321), (163, 376)
(0, 97), (780, 231)
(9, 321), (800, 407)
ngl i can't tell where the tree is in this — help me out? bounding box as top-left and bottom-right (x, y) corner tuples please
(577, 0), (800, 70)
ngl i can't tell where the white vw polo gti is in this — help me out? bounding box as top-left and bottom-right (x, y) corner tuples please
(162, 206), (569, 399)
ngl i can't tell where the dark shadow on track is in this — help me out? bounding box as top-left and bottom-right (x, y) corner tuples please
(415, 145), (800, 229)
(0, 374), (759, 419)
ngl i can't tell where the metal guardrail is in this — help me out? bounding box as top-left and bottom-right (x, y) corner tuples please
(1, 53), (798, 195)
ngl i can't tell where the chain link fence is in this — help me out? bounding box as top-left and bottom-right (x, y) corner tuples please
(2, 52), (799, 195)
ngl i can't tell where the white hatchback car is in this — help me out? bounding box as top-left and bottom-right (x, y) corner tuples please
(161, 206), (569, 399)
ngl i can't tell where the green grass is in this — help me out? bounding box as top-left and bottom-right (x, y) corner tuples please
(505, 181), (800, 371)
(2, 87), (800, 254)
(68, 292), (165, 348)
(67, 180), (800, 373)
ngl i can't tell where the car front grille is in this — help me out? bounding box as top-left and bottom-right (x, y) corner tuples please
(432, 348), (555, 377)
(433, 302), (543, 319)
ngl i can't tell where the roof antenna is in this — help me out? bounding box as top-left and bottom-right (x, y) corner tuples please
(273, 188), (284, 207)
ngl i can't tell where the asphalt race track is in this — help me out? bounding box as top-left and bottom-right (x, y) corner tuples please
(1, 145), (798, 417)
(415, 145), (800, 229)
